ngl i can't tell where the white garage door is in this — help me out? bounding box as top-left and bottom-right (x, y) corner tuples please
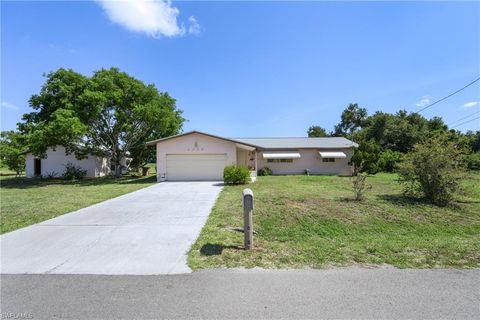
(166, 154), (227, 181)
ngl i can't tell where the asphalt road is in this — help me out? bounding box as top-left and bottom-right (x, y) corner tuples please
(2, 268), (479, 319)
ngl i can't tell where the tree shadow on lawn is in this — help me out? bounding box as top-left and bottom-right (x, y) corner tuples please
(200, 243), (243, 256)
(376, 194), (424, 207)
(376, 193), (479, 209)
(0, 173), (17, 177)
(0, 175), (156, 189)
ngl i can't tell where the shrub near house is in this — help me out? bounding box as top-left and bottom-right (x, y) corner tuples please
(223, 165), (250, 184)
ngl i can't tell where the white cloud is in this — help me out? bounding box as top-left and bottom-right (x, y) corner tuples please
(188, 16), (200, 35)
(49, 43), (77, 54)
(462, 101), (479, 108)
(415, 96), (431, 108)
(97, 0), (200, 38)
(0, 101), (19, 111)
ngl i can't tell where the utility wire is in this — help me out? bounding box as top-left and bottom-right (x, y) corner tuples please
(448, 110), (480, 126)
(450, 116), (480, 129)
(416, 76), (480, 113)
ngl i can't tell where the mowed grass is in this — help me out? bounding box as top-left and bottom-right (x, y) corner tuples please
(189, 173), (480, 269)
(0, 174), (156, 234)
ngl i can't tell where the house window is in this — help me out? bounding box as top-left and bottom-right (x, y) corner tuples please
(322, 158), (335, 163)
(267, 159), (293, 163)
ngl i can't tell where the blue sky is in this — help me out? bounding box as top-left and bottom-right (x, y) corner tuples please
(2, 1), (479, 137)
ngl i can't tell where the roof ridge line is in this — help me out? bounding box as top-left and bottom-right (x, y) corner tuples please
(232, 137), (342, 139)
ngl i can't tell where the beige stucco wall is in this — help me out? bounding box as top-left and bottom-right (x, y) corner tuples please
(25, 146), (108, 178)
(236, 149), (248, 167)
(257, 148), (354, 176)
(155, 133), (237, 181)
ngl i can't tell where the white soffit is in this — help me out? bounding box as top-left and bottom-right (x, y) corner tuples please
(319, 151), (347, 158)
(235, 143), (256, 151)
(263, 152), (301, 159)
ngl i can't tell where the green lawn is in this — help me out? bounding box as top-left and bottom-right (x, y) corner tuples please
(0, 174), (156, 234)
(188, 173), (480, 269)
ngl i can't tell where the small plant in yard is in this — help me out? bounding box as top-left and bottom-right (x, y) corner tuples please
(398, 135), (465, 206)
(257, 167), (272, 176)
(44, 171), (59, 179)
(62, 163), (87, 180)
(223, 165), (250, 184)
(351, 172), (371, 201)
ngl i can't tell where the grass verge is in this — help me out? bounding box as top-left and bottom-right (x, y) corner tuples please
(188, 173), (480, 269)
(0, 174), (156, 234)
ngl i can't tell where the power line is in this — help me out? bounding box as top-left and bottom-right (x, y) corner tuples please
(416, 76), (480, 113)
(450, 116), (480, 129)
(448, 110), (480, 126)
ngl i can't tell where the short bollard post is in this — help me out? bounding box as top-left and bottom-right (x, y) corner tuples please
(242, 188), (254, 250)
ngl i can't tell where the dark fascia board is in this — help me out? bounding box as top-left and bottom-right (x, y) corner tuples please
(145, 130), (262, 148)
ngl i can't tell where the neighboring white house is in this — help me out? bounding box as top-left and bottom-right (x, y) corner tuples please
(146, 131), (358, 182)
(25, 146), (129, 178)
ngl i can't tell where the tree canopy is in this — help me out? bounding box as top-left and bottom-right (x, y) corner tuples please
(307, 125), (328, 137)
(20, 68), (185, 176)
(333, 103), (367, 137)
(309, 103), (479, 173)
(0, 131), (26, 175)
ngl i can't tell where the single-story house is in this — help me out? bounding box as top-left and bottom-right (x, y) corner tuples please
(25, 145), (129, 178)
(146, 131), (358, 182)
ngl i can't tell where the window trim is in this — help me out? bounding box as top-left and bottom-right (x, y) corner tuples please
(267, 158), (294, 163)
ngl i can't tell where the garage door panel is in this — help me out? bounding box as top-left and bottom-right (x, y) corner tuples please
(166, 154), (227, 181)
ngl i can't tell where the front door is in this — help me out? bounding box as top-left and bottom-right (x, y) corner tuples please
(34, 158), (41, 176)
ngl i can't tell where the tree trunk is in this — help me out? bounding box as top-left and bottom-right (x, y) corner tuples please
(114, 164), (122, 178)
(111, 144), (123, 178)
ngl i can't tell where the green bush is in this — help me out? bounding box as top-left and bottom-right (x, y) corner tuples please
(0, 131), (26, 175)
(62, 163), (87, 180)
(377, 150), (402, 172)
(351, 140), (380, 174)
(464, 152), (480, 170)
(257, 167), (272, 176)
(398, 135), (464, 206)
(223, 165), (250, 184)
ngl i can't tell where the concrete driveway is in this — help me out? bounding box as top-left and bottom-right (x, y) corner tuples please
(0, 182), (223, 275)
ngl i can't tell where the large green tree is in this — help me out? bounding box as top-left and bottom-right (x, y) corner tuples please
(333, 103), (368, 137)
(360, 110), (448, 153)
(307, 125), (328, 137)
(324, 104), (454, 173)
(0, 131), (26, 175)
(21, 68), (185, 177)
(464, 130), (480, 152)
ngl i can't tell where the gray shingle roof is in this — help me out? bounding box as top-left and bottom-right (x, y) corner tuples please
(146, 130), (358, 149)
(233, 137), (358, 149)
